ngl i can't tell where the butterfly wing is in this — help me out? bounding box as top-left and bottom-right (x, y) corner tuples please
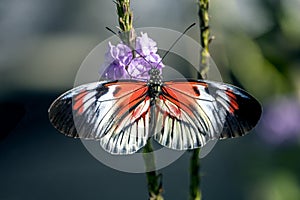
(48, 80), (151, 154)
(207, 81), (262, 139)
(154, 80), (261, 150)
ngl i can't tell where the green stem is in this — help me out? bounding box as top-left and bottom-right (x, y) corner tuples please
(190, 148), (201, 200)
(198, 0), (210, 79)
(116, 0), (133, 32)
(115, 0), (135, 46)
(190, 1), (211, 200)
(143, 139), (164, 200)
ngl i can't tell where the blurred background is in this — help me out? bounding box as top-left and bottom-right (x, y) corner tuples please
(1, 0), (300, 199)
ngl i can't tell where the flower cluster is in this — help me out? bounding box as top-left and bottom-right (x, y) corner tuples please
(101, 32), (164, 80)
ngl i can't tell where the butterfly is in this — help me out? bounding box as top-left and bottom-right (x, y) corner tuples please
(48, 67), (262, 155)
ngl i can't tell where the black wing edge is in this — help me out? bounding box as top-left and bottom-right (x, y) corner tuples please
(208, 81), (262, 139)
(48, 81), (114, 139)
(48, 87), (84, 138)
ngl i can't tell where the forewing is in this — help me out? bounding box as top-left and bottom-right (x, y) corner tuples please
(154, 80), (261, 150)
(207, 81), (262, 139)
(48, 80), (151, 154)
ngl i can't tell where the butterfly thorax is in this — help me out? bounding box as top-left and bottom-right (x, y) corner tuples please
(147, 68), (162, 98)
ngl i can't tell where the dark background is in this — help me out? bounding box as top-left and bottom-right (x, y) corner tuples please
(1, 0), (300, 199)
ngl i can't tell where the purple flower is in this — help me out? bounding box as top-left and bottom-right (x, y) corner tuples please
(136, 32), (158, 56)
(258, 97), (300, 145)
(101, 32), (164, 80)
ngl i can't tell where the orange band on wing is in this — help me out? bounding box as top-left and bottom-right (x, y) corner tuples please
(73, 90), (88, 114)
(105, 82), (147, 98)
(163, 81), (208, 98)
(111, 86), (149, 121)
(160, 87), (196, 118)
(225, 89), (239, 113)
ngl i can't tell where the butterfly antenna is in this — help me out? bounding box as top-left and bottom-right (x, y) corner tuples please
(155, 23), (196, 68)
(106, 27), (119, 36)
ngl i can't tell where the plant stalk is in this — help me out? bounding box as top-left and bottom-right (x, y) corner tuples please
(198, 0), (210, 80)
(143, 139), (164, 200)
(190, 0), (211, 200)
(190, 148), (201, 200)
(115, 0), (135, 46)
